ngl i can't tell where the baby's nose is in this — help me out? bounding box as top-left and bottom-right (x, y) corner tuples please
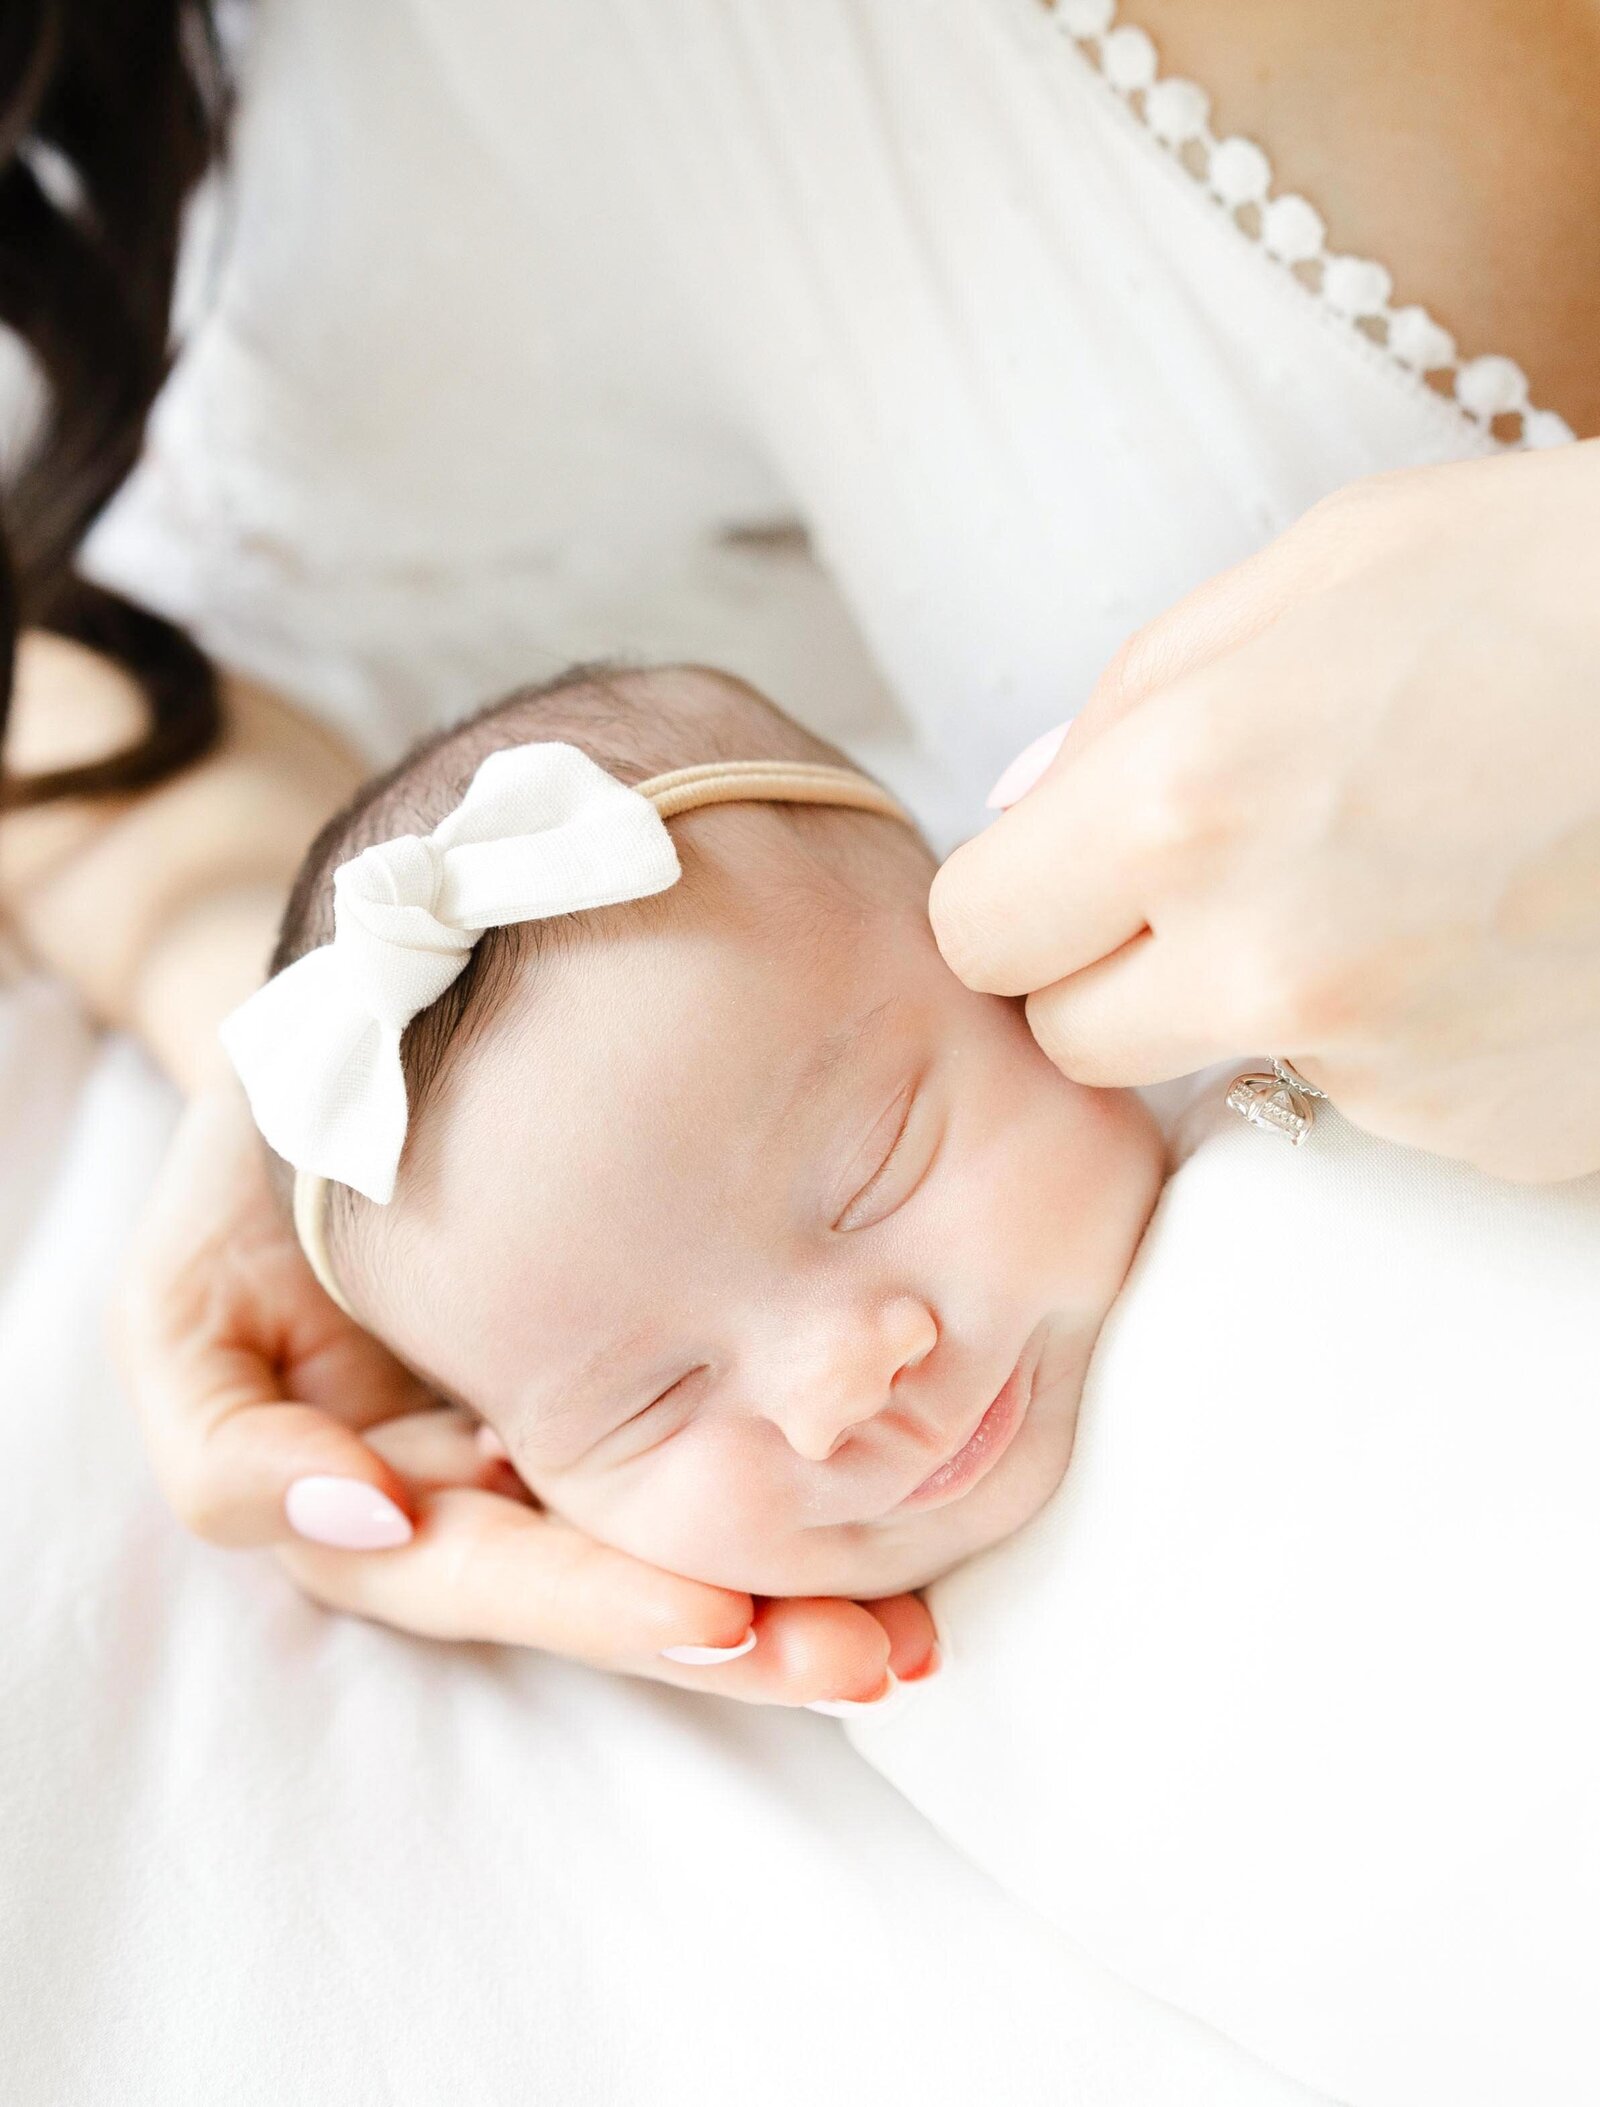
(766, 1295), (937, 1463)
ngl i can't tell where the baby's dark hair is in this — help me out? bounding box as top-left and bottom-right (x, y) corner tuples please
(266, 662), (930, 1303)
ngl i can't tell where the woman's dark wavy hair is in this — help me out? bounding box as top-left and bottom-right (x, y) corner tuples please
(0, 0), (231, 815)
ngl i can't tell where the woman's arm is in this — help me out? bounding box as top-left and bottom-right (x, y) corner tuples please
(0, 631), (368, 1092)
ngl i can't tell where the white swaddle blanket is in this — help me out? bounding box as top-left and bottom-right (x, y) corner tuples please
(848, 1102), (1600, 2107)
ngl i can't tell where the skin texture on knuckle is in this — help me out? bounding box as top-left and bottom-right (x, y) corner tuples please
(1094, 625), (1163, 716)
(1128, 735), (1235, 878)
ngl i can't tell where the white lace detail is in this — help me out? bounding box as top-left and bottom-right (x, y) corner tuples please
(1046, 0), (1576, 451)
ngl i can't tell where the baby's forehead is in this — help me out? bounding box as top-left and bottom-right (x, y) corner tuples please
(377, 871), (941, 1317)
(474, 865), (912, 1138)
(472, 804), (919, 1073)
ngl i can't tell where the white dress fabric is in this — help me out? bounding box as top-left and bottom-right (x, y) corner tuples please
(84, 0), (1564, 850)
(848, 1099), (1600, 2107)
(3, 3), (1573, 2102)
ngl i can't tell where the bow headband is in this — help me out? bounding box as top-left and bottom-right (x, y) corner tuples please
(218, 741), (916, 1315)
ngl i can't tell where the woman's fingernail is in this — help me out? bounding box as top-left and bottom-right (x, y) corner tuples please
(986, 722), (1070, 810)
(660, 1628), (759, 1666)
(805, 1672), (900, 1716)
(474, 1423), (510, 1461)
(285, 1476), (413, 1550)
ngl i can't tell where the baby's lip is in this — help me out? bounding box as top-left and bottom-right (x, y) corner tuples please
(888, 1340), (1039, 1516)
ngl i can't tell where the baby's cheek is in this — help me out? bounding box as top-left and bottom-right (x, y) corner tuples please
(961, 1069), (1092, 1238)
(962, 1064), (1151, 1306)
(566, 1424), (797, 1586)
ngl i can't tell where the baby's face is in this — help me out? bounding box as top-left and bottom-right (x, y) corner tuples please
(367, 818), (1165, 1597)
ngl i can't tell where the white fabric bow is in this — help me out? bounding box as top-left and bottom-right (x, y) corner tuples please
(218, 742), (681, 1203)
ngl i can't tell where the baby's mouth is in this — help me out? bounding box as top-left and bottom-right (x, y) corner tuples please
(890, 1341), (1039, 1516)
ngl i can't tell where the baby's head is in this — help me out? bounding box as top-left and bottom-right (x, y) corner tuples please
(263, 666), (1164, 1596)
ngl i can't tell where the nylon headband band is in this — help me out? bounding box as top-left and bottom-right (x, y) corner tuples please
(291, 758), (918, 1319)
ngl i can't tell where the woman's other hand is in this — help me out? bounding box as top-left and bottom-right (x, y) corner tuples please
(929, 441), (1600, 1183)
(110, 1081), (935, 1705)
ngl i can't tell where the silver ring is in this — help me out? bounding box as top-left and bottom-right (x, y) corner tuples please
(1224, 1056), (1328, 1145)
(1270, 1057), (1326, 1101)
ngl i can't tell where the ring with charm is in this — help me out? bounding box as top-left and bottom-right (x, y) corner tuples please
(1225, 1057), (1329, 1145)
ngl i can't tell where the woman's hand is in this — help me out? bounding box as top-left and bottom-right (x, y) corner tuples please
(110, 1081), (935, 1705)
(929, 441), (1600, 1183)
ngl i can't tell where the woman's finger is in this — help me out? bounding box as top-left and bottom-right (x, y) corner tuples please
(1021, 930), (1241, 1087)
(361, 1405), (519, 1493)
(978, 511), (1318, 820)
(277, 1486), (759, 1659)
(109, 1081), (438, 1549)
(278, 1489), (940, 1707)
(662, 1595), (895, 1706)
(930, 691), (1189, 996)
(859, 1591), (941, 1680)
(113, 1252), (433, 1548)
(129, 1382), (421, 1551)
(651, 1594), (937, 1705)
(932, 482), (1402, 1000)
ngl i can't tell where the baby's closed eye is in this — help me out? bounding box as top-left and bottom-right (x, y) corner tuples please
(833, 1076), (940, 1233)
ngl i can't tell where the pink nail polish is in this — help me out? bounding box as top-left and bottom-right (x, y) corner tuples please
(660, 1629), (759, 1666)
(285, 1476), (413, 1550)
(985, 721), (1070, 810)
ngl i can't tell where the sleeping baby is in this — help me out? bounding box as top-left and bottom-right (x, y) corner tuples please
(220, 662), (1166, 1605)
(222, 662), (1600, 2104)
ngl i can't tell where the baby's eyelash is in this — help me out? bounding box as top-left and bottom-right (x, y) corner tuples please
(628, 1364), (704, 1425)
(833, 1086), (917, 1232)
(620, 1383), (676, 1427)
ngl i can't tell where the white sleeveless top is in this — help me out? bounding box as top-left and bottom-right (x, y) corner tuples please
(87, 0), (1575, 851)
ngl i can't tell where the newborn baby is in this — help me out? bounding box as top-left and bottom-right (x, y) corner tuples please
(224, 663), (1600, 2105)
(226, 664), (1165, 1599)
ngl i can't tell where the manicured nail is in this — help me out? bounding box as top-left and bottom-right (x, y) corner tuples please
(806, 1672), (900, 1716)
(474, 1423), (510, 1461)
(285, 1476), (413, 1550)
(985, 721), (1070, 809)
(898, 1643), (943, 1684)
(660, 1628), (759, 1666)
